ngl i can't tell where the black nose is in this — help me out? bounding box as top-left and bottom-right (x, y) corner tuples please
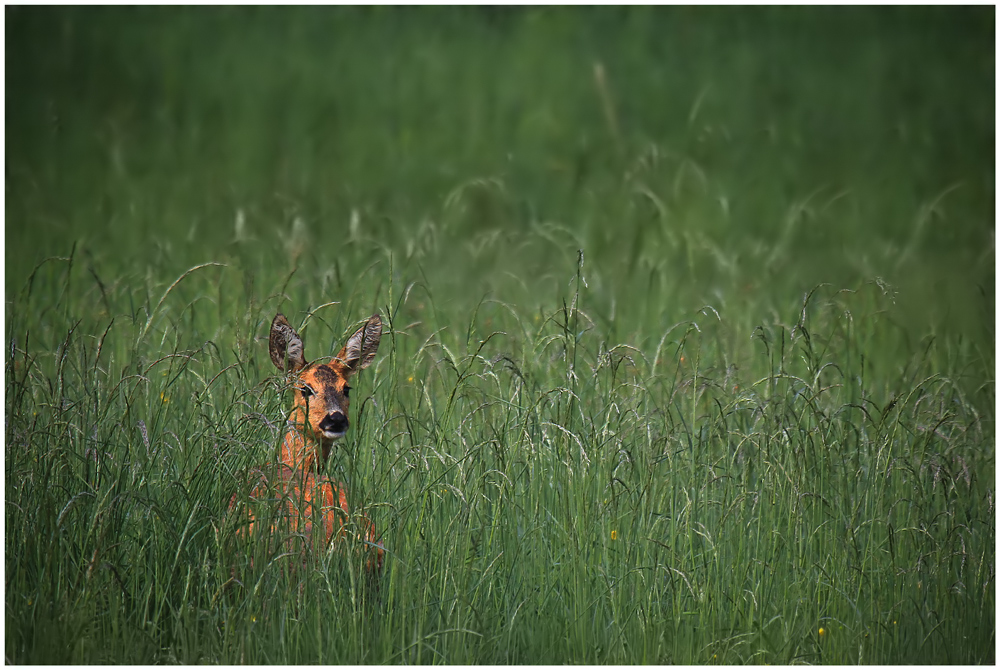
(320, 412), (349, 434)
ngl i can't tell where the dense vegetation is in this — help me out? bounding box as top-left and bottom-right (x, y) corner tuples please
(6, 7), (993, 663)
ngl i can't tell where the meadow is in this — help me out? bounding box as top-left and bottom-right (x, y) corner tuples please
(5, 7), (994, 663)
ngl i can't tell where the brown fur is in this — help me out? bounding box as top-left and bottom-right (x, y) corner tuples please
(235, 312), (384, 572)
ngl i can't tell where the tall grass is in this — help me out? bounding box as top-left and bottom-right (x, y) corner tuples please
(6, 6), (994, 664)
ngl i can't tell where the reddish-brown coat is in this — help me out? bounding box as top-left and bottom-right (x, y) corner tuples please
(233, 313), (384, 572)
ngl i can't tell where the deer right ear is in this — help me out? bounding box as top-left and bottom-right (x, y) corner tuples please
(336, 314), (382, 375)
(269, 314), (306, 372)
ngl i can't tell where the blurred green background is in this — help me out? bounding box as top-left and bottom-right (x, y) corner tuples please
(7, 6), (994, 339)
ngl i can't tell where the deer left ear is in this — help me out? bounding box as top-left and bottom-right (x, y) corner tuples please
(270, 313), (307, 372)
(337, 314), (382, 374)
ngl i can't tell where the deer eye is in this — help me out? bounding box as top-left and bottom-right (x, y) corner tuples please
(300, 385), (315, 399)
(343, 385), (351, 398)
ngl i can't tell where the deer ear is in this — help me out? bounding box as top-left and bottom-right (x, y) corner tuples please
(269, 314), (306, 372)
(336, 314), (382, 375)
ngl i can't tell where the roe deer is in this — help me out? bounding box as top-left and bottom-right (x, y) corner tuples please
(235, 312), (384, 572)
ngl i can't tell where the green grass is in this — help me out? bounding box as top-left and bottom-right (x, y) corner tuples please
(5, 6), (994, 664)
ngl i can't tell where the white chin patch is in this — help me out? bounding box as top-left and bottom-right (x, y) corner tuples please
(323, 430), (346, 440)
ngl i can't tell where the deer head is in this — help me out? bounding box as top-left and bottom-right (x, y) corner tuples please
(269, 312), (382, 467)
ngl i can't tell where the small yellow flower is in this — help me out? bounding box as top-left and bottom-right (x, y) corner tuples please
(610, 530), (618, 541)
(818, 627), (826, 637)
(251, 615), (257, 624)
(407, 376), (414, 383)
(160, 392), (169, 404)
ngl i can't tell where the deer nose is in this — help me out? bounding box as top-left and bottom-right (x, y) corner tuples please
(319, 411), (349, 435)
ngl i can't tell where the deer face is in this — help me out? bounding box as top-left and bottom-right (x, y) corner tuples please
(269, 313), (382, 446)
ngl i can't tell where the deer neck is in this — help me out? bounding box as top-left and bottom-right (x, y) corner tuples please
(281, 408), (331, 474)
